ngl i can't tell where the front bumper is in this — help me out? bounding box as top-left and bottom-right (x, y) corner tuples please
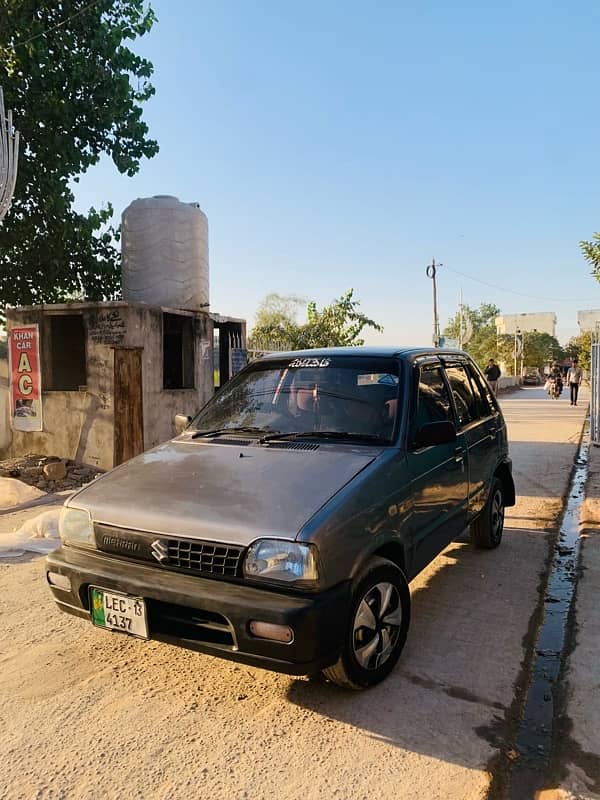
(45, 546), (350, 676)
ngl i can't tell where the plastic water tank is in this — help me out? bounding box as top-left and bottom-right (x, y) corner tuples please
(121, 195), (209, 310)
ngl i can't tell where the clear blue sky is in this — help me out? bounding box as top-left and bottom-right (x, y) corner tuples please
(73, 0), (600, 346)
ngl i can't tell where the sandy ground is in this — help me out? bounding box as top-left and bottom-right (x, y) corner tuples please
(0, 387), (590, 800)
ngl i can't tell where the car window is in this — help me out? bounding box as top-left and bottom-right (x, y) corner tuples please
(190, 356), (401, 442)
(415, 365), (453, 430)
(444, 364), (480, 427)
(357, 373), (399, 386)
(466, 362), (495, 416)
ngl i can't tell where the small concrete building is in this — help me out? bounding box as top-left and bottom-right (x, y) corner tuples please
(4, 302), (245, 470)
(495, 312), (557, 337)
(2, 195), (246, 470)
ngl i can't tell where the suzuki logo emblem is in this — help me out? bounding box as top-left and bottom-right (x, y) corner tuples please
(150, 539), (169, 564)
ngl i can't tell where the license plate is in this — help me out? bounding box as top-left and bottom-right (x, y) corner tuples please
(90, 587), (148, 639)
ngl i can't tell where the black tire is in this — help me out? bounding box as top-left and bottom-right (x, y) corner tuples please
(323, 557), (410, 690)
(471, 476), (505, 549)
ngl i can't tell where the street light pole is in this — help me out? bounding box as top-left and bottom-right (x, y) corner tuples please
(458, 287), (463, 350)
(426, 258), (442, 347)
(514, 327), (521, 378)
(520, 331), (524, 377)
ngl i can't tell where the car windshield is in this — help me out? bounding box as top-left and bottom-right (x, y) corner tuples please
(189, 356), (401, 442)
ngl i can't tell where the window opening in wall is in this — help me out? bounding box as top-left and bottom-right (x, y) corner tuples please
(163, 313), (195, 390)
(213, 321), (246, 389)
(213, 327), (220, 389)
(47, 315), (86, 390)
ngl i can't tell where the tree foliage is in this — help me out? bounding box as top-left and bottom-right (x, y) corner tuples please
(0, 0), (158, 314)
(251, 293), (306, 344)
(520, 331), (564, 369)
(443, 303), (502, 367)
(444, 303), (501, 343)
(565, 331), (592, 371)
(580, 233), (600, 281)
(249, 289), (383, 351)
(443, 303), (565, 373)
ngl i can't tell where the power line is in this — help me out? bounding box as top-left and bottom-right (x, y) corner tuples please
(442, 264), (594, 304)
(12, 0), (103, 48)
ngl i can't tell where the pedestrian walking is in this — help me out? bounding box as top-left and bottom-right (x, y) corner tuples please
(567, 358), (583, 406)
(484, 358), (501, 395)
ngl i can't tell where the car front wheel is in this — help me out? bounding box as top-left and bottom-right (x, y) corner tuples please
(471, 476), (505, 549)
(323, 557), (410, 689)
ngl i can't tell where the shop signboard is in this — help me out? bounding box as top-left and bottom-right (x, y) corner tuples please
(9, 324), (43, 432)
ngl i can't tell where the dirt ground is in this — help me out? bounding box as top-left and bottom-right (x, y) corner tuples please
(0, 387), (590, 800)
(0, 453), (102, 495)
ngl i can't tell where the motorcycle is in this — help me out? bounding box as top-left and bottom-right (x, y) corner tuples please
(547, 376), (562, 399)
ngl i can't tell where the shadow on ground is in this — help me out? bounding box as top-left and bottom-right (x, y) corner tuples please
(286, 527), (551, 774)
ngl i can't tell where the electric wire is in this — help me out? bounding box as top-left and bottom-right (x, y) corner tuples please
(442, 264), (594, 304)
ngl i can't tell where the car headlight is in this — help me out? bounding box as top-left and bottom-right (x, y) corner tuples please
(244, 540), (319, 586)
(59, 507), (94, 548)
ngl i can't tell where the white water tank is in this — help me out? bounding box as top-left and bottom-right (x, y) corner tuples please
(121, 195), (209, 310)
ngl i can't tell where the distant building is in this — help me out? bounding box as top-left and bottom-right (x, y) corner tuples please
(577, 310), (600, 333)
(495, 312), (556, 337)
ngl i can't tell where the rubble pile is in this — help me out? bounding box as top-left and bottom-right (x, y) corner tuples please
(0, 454), (103, 494)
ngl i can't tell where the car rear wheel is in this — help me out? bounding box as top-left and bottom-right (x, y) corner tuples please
(323, 557), (410, 689)
(471, 476), (505, 549)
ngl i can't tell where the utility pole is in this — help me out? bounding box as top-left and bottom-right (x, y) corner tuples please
(426, 258), (442, 347)
(458, 288), (463, 349)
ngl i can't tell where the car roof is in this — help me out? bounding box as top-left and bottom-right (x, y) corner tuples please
(257, 346), (471, 362)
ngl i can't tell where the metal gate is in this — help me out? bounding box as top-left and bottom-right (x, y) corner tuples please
(591, 339), (600, 443)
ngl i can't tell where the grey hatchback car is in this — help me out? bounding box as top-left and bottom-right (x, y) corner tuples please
(46, 347), (515, 689)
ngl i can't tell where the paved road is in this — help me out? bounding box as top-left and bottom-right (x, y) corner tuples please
(0, 387), (589, 800)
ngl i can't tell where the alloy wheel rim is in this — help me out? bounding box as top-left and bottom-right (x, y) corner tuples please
(491, 489), (504, 541)
(352, 581), (402, 670)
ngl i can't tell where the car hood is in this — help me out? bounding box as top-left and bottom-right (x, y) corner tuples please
(72, 438), (377, 546)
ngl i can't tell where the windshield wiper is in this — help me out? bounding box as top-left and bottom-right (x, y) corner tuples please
(191, 426), (274, 440)
(259, 430), (388, 444)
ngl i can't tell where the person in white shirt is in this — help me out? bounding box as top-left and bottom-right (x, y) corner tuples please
(567, 358), (583, 406)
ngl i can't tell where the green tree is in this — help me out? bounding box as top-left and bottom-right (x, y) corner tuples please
(251, 293), (306, 343)
(493, 331), (564, 376)
(249, 289), (382, 351)
(580, 233), (600, 280)
(521, 331), (564, 369)
(443, 303), (502, 366)
(565, 331), (592, 371)
(444, 303), (501, 343)
(496, 334), (517, 370)
(0, 1), (158, 315)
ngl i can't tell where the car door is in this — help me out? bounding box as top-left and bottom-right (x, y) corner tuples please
(406, 359), (469, 575)
(443, 360), (500, 520)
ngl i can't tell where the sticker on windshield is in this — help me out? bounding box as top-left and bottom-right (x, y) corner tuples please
(288, 358), (331, 368)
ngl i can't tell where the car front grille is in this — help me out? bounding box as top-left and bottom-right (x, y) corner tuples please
(94, 523), (245, 579)
(166, 539), (243, 577)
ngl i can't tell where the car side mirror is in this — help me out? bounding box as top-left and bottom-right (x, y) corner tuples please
(413, 420), (457, 448)
(174, 413), (192, 434)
